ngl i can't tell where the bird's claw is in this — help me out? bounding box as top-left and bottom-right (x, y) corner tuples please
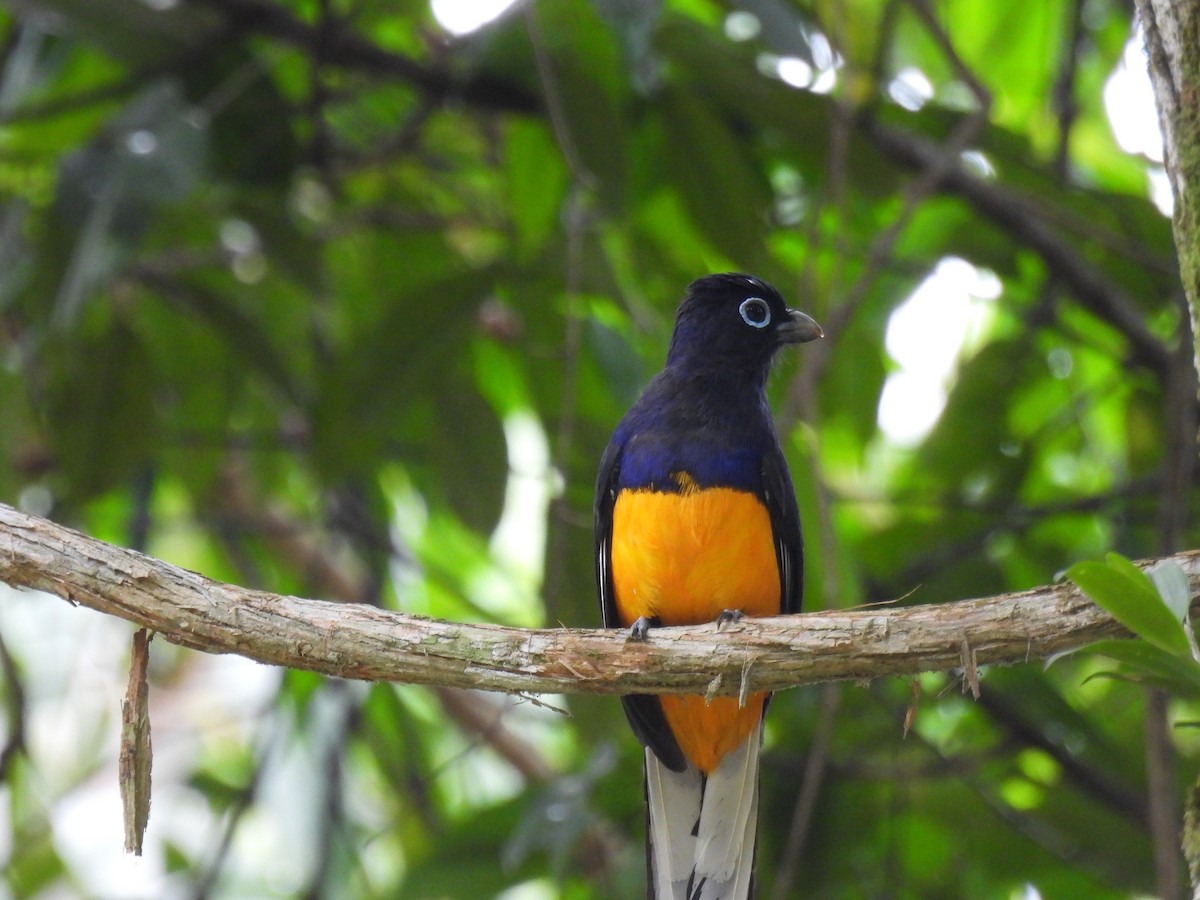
(716, 609), (746, 630)
(627, 616), (658, 641)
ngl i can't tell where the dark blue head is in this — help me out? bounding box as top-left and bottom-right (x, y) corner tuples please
(665, 273), (822, 378)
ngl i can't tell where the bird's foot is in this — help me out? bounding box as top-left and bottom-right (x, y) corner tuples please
(716, 609), (746, 630)
(627, 616), (659, 642)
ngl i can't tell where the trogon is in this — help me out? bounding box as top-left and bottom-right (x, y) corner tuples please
(595, 273), (822, 899)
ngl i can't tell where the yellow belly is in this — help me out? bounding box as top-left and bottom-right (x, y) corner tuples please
(611, 485), (779, 772)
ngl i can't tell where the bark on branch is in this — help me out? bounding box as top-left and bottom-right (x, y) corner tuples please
(1137, 0), (1200, 368)
(2, 503), (1197, 696)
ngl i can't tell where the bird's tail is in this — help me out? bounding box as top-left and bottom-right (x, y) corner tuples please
(644, 721), (761, 899)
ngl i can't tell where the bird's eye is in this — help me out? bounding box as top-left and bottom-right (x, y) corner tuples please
(739, 297), (772, 329)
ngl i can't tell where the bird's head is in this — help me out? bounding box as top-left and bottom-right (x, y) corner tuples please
(666, 273), (823, 377)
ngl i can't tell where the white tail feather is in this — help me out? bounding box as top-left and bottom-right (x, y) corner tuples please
(645, 721), (762, 899)
(646, 749), (702, 899)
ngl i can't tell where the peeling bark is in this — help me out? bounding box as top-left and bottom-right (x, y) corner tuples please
(1137, 0), (1200, 372)
(2, 503), (1196, 696)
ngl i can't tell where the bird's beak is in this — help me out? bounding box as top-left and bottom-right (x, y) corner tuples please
(777, 309), (824, 344)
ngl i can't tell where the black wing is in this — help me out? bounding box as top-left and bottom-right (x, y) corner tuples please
(761, 445), (804, 615)
(595, 438), (688, 772)
(594, 438), (624, 631)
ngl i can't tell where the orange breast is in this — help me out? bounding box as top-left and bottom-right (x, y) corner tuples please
(610, 483), (779, 772)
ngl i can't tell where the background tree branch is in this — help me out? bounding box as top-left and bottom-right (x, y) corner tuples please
(1137, 0), (1200, 371)
(2, 502), (1196, 697)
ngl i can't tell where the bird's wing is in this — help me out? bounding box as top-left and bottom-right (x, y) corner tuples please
(594, 438), (624, 631)
(761, 446), (804, 615)
(595, 437), (688, 773)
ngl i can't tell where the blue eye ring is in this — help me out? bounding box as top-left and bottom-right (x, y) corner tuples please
(739, 297), (772, 328)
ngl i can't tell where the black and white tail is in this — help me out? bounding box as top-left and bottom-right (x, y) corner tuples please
(644, 721), (762, 899)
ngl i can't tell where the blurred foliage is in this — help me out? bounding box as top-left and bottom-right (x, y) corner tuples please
(1071, 556), (1200, 698)
(0, 0), (1196, 897)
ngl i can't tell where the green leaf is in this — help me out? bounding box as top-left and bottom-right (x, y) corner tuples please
(22, 0), (221, 66)
(658, 86), (770, 269)
(491, 0), (625, 202)
(6, 822), (67, 897)
(505, 119), (569, 261)
(916, 337), (1035, 491)
(400, 795), (543, 895)
(42, 317), (158, 499)
(1148, 559), (1192, 624)
(1068, 554), (1191, 657)
(1085, 640), (1200, 698)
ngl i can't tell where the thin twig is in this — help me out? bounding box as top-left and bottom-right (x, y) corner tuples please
(189, 692), (282, 900)
(0, 627), (26, 782)
(873, 687), (1129, 886)
(1147, 689), (1183, 899)
(435, 686), (558, 783)
(212, 463), (562, 783)
(191, 0), (537, 113)
(300, 682), (357, 900)
(864, 120), (1172, 376)
(0, 75), (141, 125)
(975, 687), (1147, 822)
(770, 683), (840, 899)
(523, 1), (596, 608)
(211, 468), (623, 882)
(785, 0), (992, 418)
(1051, 0), (1088, 180)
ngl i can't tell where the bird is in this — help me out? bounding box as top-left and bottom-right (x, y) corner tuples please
(595, 273), (822, 899)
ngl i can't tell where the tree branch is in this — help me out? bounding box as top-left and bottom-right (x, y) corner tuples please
(1136, 0), (1200, 381)
(2, 503), (1198, 696)
(192, 0), (538, 114)
(863, 119), (1174, 377)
